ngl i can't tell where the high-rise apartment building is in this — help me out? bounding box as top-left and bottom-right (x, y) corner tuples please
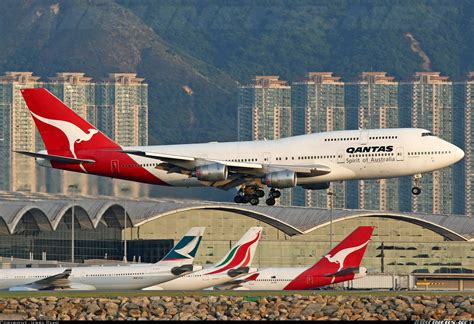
(238, 76), (292, 205)
(357, 72), (400, 211)
(96, 73), (149, 198)
(96, 73), (148, 147)
(464, 72), (474, 216)
(44, 73), (97, 196)
(411, 72), (453, 214)
(292, 72), (345, 208)
(238, 76), (292, 141)
(0, 72), (41, 193)
(0, 71), (149, 199)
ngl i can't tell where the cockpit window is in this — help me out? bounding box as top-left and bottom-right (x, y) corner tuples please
(422, 132), (433, 137)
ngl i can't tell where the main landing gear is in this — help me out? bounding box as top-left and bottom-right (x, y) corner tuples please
(234, 186), (281, 206)
(265, 188), (281, 206)
(412, 174), (422, 196)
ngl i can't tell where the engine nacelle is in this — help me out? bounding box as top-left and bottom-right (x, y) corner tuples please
(301, 182), (330, 190)
(263, 170), (296, 188)
(193, 163), (228, 181)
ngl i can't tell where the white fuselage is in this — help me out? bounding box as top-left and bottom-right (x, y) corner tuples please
(234, 268), (305, 290)
(0, 264), (180, 290)
(122, 128), (464, 187)
(144, 267), (240, 291)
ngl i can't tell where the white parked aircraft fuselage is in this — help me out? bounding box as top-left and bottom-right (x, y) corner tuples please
(119, 128), (464, 187)
(144, 268), (240, 291)
(0, 265), (180, 290)
(234, 268), (306, 290)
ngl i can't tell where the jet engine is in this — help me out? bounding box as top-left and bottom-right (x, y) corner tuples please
(193, 163), (228, 181)
(263, 170), (296, 188)
(301, 182), (330, 190)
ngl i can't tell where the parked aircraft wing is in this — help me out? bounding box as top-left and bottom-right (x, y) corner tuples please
(8, 268), (73, 291)
(323, 266), (362, 277)
(212, 273), (260, 290)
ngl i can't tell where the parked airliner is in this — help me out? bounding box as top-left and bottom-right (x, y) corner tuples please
(214, 226), (373, 291)
(143, 227), (262, 290)
(18, 89), (464, 205)
(1, 227), (204, 291)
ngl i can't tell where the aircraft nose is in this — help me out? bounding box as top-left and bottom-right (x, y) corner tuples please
(453, 145), (465, 162)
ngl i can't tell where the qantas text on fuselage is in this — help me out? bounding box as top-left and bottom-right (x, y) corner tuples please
(18, 89), (465, 206)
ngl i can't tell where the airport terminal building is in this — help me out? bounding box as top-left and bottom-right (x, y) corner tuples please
(0, 191), (473, 279)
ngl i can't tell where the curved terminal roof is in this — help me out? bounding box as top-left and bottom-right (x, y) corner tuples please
(0, 191), (473, 241)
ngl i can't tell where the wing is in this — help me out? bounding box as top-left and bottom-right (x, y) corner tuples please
(120, 150), (331, 188)
(9, 269), (72, 291)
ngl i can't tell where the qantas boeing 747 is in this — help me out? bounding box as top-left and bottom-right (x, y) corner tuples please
(18, 89), (464, 205)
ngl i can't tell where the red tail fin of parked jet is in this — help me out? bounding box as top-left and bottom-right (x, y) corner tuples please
(284, 226), (374, 290)
(19, 88), (168, 185)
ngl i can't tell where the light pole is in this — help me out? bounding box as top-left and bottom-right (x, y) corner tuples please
(121, 187), (131, 262)
(327, 187), (334, 250)
(68, 184), (78, 263)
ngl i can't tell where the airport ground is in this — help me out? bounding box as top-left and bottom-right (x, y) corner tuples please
(0, 291), (472, 321)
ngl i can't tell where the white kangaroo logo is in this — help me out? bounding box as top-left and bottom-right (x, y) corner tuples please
(324, 239), (369, 272)
(30, 111), (98, 159)
(30, 111), (98, 172)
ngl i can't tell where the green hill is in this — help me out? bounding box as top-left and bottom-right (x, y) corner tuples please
(121, 0), (473, 82)
(0, 0), (238, 145)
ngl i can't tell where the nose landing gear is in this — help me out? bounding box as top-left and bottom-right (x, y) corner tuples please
(412, 174), (422, 195)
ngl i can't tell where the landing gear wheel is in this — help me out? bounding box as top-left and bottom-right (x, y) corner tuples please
(256, 189), (265, 198)
(266, 197), (276, 206)
(234, 195), (244, 204)
(249, 195), (259, 205)
(412, 187), (421, 195)
(272, 190), (281, 198)
(243, 194), (251, 204)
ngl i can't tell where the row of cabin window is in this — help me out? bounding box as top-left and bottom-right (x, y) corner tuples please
(348, 153), (394, 157)
(408, 151), (451, 156)
(122, 163), (158, 168)
(369, 136), (398, 140)
(275, 155), (336, 161)
(228, 158), (258, 162)
(85, 273), (145, 277)
(324, 136), (398, 142)
(324, 137), (359, 142)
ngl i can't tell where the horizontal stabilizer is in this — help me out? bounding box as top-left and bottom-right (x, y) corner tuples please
(323, 266), (361, 277)
(15, 151), (95, 164)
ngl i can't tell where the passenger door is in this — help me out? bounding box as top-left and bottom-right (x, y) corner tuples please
(263, 152), (272, 164)
(111, 160), (119, 176)
(337, 150), (345, 163)
(396, 147), (404, 161)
